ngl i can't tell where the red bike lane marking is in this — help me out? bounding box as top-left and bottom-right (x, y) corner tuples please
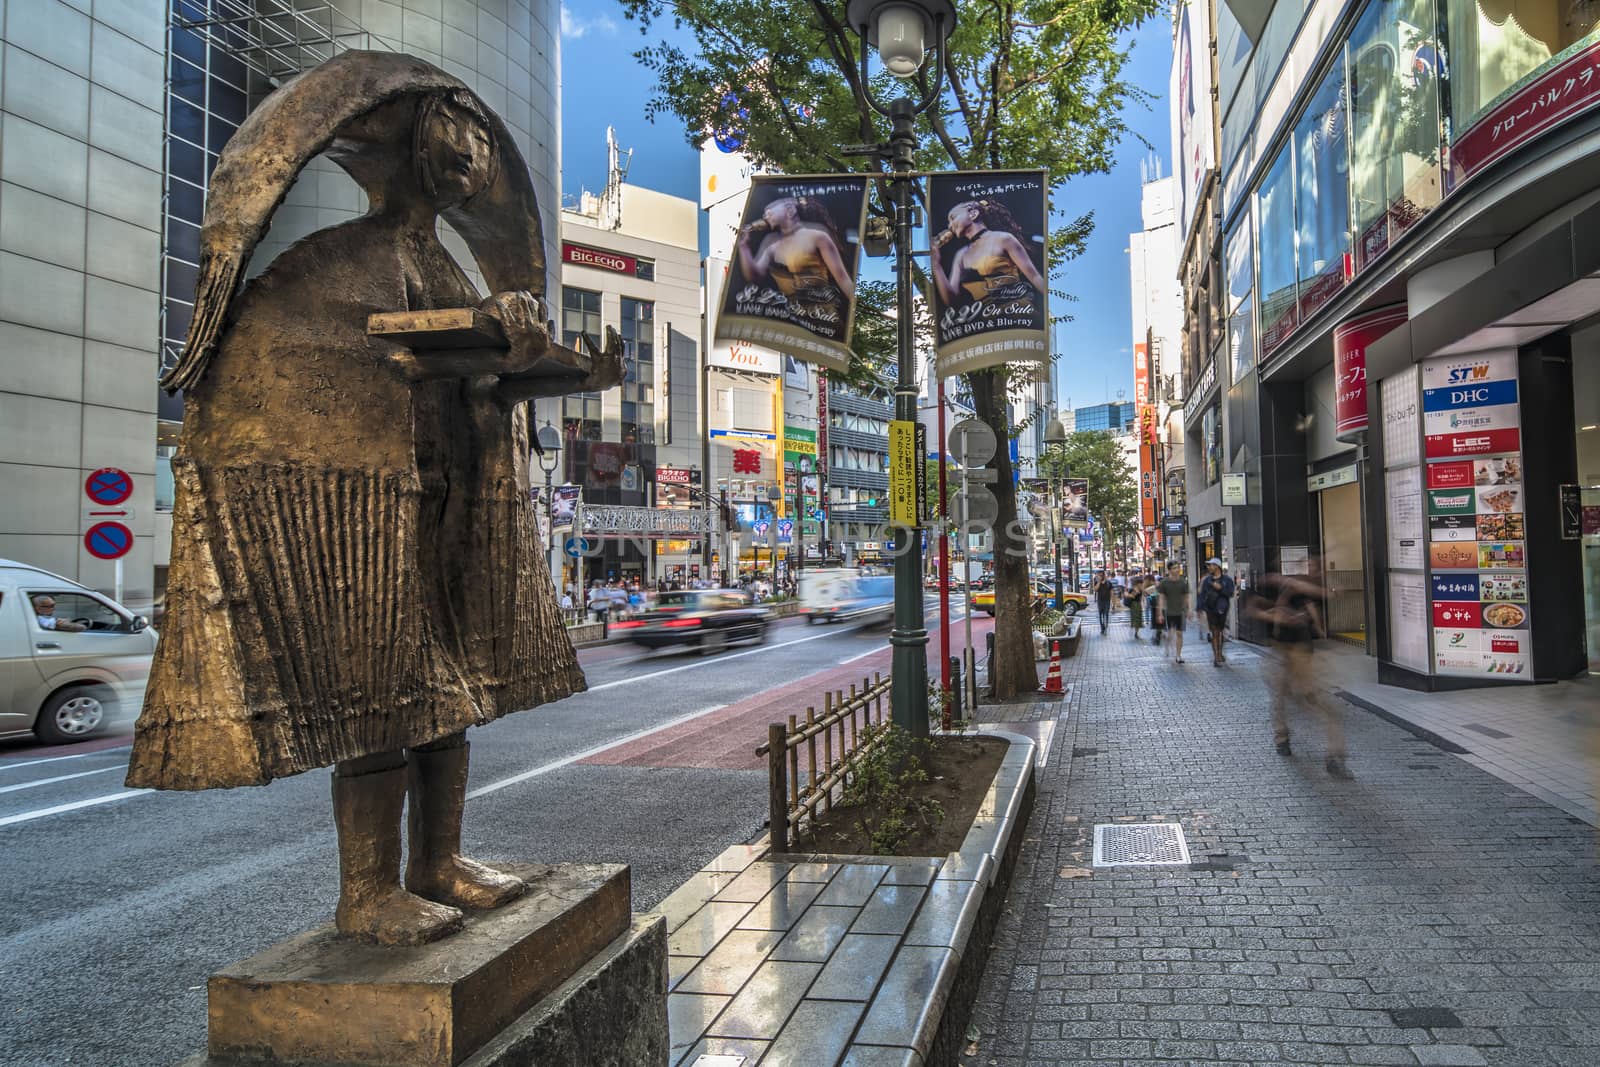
(581, 615), (995, 771)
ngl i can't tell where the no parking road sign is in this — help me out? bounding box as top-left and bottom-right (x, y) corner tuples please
(85, 468), (133, 506)
(84, 521), (134, 560)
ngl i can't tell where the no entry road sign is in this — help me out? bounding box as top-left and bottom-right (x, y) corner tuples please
(85, 468), (133, 506)
(84, 521), (134, 560)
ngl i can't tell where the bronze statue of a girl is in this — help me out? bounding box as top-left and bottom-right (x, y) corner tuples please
(126, 53), (619, 945)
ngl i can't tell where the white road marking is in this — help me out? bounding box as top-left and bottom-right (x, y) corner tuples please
(0, 745), (132, 772)
(0, 622), (882, 825)
(0, 765), (123, 796)
(467, 703), (729, 799)
(0, 789), (151, 829)
(838, 645), (887, 665)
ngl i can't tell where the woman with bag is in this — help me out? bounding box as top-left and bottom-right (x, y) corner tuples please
(1125, 577), (1145, 638)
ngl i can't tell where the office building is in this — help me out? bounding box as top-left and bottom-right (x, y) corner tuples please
(1073, 401), (1135, 433)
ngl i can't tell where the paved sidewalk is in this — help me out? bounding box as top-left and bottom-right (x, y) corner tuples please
(1309, 643), (1598, 827)
(969, 620), (1600, 1067)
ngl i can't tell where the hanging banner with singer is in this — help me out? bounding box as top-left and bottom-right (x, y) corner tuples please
(712, 174), (869, 374)
(928, 169), (1050, 377)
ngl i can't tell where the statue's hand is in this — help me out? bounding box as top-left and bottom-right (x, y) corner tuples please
(575, 326), (625, 392)
(480, 290), (553, 374)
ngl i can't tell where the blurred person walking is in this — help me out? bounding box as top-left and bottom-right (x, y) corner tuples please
(1155, 563), (1190, 663)
(1248, 558), (1350, 779)
(1094, 570), (1113, 634)
(1125, 576), (1146, 639)
(1196, 559), (1235, 666)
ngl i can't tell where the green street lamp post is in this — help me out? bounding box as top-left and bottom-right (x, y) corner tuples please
(845, 0), (956, 738)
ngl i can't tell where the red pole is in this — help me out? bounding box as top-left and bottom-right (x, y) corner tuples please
(937, 374), (952, 728)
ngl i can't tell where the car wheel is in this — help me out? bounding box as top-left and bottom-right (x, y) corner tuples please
(36, 686), (111, 744)
(1063, 602), (1080, 617)
(700, 628), (727, 656)
(754, 622), (770, 645)
(984, 608), (995, 617)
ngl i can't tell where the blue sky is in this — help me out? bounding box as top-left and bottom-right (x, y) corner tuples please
(558, 5), (1174, 413)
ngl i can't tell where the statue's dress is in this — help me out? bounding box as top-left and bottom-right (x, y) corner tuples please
(126, 216), (583, 789)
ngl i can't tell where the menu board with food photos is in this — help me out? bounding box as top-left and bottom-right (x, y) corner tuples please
(1421, 353), (1530, 678)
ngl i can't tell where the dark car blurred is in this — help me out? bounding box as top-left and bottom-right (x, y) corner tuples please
(609, 589), (771, 653)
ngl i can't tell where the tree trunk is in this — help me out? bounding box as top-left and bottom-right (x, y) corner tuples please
(969, 370), (1037, 699)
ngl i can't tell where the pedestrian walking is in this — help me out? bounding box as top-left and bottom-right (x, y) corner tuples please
(1146, 574), (1163, 646)
(1125, 576), (1145, 638)
(1093, 570), (1113, 634)
(1247, 556), (1351, 779)
(1155, 563), (1189, 663)
(1195, 559), (1235, 665)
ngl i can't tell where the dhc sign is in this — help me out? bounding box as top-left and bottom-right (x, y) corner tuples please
(1421, 377), (1517, 412)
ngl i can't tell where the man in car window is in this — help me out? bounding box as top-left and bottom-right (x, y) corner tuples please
(32, 595), (87, 633)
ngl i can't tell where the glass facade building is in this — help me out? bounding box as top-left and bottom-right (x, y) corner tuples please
(1074, 401), (1136, 433)
(1178, 0), (1600, 685)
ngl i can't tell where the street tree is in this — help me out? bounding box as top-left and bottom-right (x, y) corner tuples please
(1038, 429), (1140, 568)
(618, 0), (1164, 697)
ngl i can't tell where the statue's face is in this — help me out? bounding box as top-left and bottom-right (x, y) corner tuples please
(422, 102), (492, 206)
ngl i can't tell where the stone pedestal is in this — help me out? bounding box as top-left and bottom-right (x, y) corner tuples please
(183, 863), (667, 1067)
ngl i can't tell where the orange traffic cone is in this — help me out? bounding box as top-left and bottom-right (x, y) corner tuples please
(1041, 639), (1063, 694)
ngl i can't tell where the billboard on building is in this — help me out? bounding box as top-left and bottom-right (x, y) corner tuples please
(1169, 0), (1215, 247)
(928, 170), (1051, 377)
(711, 174), (869, 375)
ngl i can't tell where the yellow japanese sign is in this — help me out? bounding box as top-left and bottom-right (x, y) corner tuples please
(889, 419), (919, 528)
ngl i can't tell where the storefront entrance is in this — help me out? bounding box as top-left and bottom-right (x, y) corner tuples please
(1194, 522), (1221, 567)
(1574, 330), (1600, 673)
(1315, 477), (1367, 642)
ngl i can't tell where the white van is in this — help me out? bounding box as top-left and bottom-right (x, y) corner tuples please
(0, 559), (157, 744)
(799, 567), (894, 626)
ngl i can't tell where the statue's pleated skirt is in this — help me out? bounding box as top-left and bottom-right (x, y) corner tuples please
(125, 459), (584, 790)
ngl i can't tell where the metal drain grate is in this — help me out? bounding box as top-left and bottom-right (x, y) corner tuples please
(1092, 823), (1191, 866)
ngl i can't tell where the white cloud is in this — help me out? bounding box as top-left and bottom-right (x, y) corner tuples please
(560, 3), (618, 38)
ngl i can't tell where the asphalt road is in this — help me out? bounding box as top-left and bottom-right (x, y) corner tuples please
(0, 597), (982, 1067)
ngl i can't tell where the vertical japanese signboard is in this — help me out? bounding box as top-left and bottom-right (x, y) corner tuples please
(1421, 351), (1530, 678)
(888, 419), (920, 528)
(928, 170), (1050, 377)
(714, 175), (869, 374)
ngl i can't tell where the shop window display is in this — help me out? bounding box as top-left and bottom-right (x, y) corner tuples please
(1348, 0), (1443, 271)
(1295, 63), (1351, 323)
(1256, 148), (1298, 357)
(1445, 0), (1600, 131)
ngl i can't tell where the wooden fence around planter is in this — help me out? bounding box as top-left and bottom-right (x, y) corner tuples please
(756, 672), (891, 853)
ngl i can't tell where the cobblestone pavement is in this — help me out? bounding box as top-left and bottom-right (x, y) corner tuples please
(968, 621), (1600, 1067)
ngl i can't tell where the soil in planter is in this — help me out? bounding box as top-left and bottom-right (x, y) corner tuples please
(793, 736), (1009, 857)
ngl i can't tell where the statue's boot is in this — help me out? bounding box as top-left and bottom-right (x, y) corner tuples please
(333, 758), (464, 945)
(405, 737), (527, 909)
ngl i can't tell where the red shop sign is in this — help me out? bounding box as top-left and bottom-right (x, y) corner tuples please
(1449, 37), (1600, 190)
(562, 242), (636, 275)
(1427, 461), (1475, 489)
(1424, 428), (1521, 459)
(1431, 600), (1482, 629)
(656, 467), (693, 484)
(1332, 305), (1406, 442)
